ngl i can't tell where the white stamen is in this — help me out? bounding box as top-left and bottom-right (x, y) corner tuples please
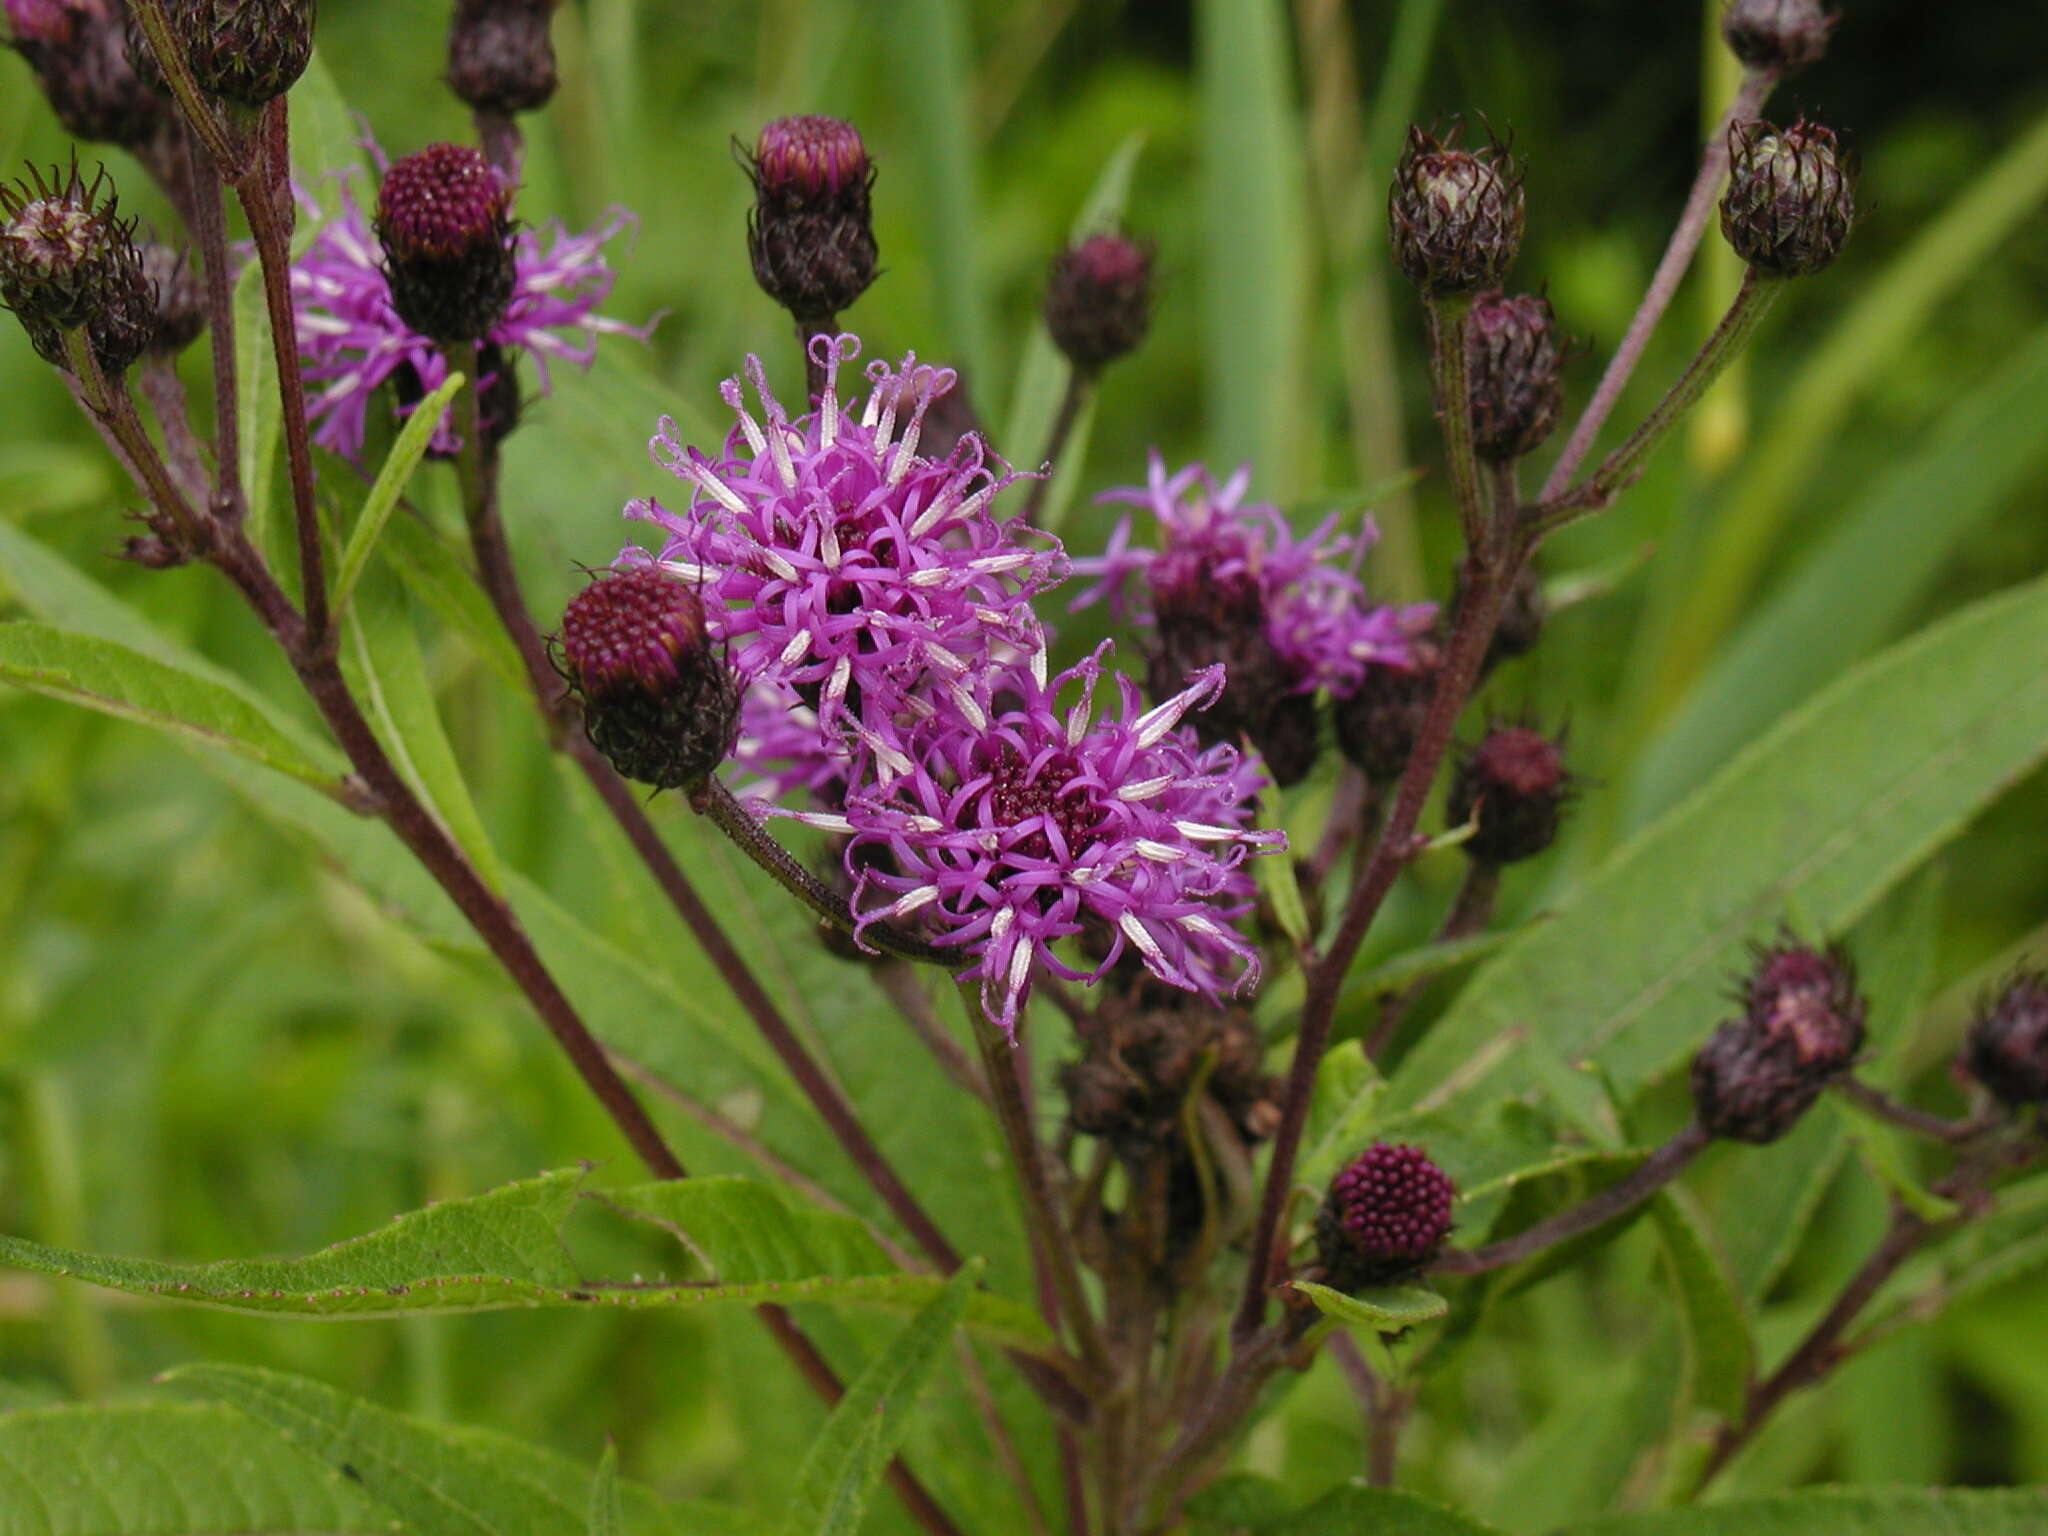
(1118, 912), (1166, 967)
(1117, 775), (1175, 802)
(778, 630), (813, 667)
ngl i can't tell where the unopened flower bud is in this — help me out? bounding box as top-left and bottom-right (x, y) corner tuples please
(446, 0), (557, 117)
(376, 143), (516, 345)
(1333, 645), (1440, 786)
(1044, 231), (1152, 373)
(744, 114), (876, 325)
(1315, 1142), (1455, 1292)
(1466, 290), (1563, 463)
(1721, 0), (1834, 75)
(9, 0), (168, 144)
(1721, 118), (1855, 278)
(1693, 940), (1864, 1143)
(1389, 123), (1525, 295)
(1963, 972), (2048, 1107)
(1446, 725), (1570, 865)
(558, 567), (738, 792)
(128, 0), (315, 107)
(137, 241), (204, 354)
(1, 162), (155, 375)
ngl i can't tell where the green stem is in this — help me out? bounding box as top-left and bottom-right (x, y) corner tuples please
(1425, 293), (1485, 549)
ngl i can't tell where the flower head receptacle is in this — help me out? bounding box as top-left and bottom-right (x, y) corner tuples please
(1389, 122), (1525, 296)
(557, 567), (739, 793)
(1044, 231), (1153, 374)
(1446, 724), (1571, 865)
(1721, 117), (1855, 278)
(1466, 290), (1565, 463)
(7, 0), (169, 146)
(1693, 939), (1866, 1143)
(1315, 1142), (1456, 1292)
(744, 114), (876, 327)
(376, 142), (517, 346)
(1721, 0), (1835, 75)
(1963, 972), (2048, 1108)
(0, 161), (155, 375)
(447, 0), (558, 117)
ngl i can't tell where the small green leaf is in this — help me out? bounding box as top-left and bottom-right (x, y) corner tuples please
(1648, 1190), (1752, 1422)
(1833, 1096), (1962, 1222)
(1290, 1278), (1448, 1331)
(331, 370), (467, 621)
(776, 1262), (980, 1536)
(589, 1444), (622, 1536)
(1257, 846), (1313, 948)
(0, 620), (342, 795)
(1298, 1042), (1387, 1192)
(1249, 1484), (1504, 1536)
(233, 256), (283, 563)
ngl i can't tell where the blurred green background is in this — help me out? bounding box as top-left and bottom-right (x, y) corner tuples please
(3, 0), (2046, 1526)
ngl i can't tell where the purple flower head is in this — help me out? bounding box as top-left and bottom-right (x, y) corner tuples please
(290, 154), (646, 460)
(627, 334), (1066, 737)
(773, 641), (1284, 1035)
(1074, 453), (1435, 698)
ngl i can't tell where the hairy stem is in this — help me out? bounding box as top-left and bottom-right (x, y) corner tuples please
(1538, 271), (1785, 532)
(1234, 541), (1524, 1342)
(187, 154), (245, 522)
(1424, 294), (1486, 550)
(1019, 362), (1092, 527)
(1539, 68), (1776, 500)
(1833, 1078), (1993, 1145)
(1432, 1120), (1710, 1275)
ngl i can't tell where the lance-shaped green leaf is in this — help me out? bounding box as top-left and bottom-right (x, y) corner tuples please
(0, 620), (344, 796)
(0, 1401), (390, 1536)
(1572, 1487), (2048, 1535)
(776, 1263), (979, 1536)
(331, 370), (467, 620)
(0, 1169), (1045, 1346)
(1648, 1189), (1751, 1422)
(1389, 574), (2048, 1120)
(161, 1365), (753, 1536)
(1291, 1279), (1448, 1332)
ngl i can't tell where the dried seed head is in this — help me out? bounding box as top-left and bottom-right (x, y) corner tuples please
(1059, 997), (1277, 1152)
(1333, 642), (1441, 786)
(1721, 0), (1835, 75)
(137, 240), (204, 354)
(8, 0), (169, 146)
(744, 114), (877, 324)
(376, 143), (516, 344)
(1316, 1142), (1456, 1291)
(0, 161), (155, 374)
(1466, 290), (1565, 463)
(1389, 122), (1525, 295)
(557, 567), (739, 792)
(1043, 231), (1153, 373)
(446, 0), (557, 116)
(1446, 724), (1570, 865)
(1720, 117), (1855, 277)
(1963, 972), (2048, 1107)
(1693, 940), (1865, 1143)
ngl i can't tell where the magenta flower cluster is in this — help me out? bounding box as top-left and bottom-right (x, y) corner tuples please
(1074, 453), (1436, 697)
(290, 152), (644, 460)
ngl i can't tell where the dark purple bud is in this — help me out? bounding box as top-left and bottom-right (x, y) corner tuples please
(1446, 724), (1571, 865)
(1316, 1142), (1456, 1291)
(1963, 972), (2048, 1107)
(1044, 231), (1153, 373)
(1389, 122), (1525, 296)
(376, 143), (516, 345)
(1721, 0), (1835, 75)
(0, 161), (155, 375)
(1693, 940), (1865, 1143)
(1466, 290), (1564, 463)
(7, 0), (168, 146)
(1333, 642), (1441, 786)
(137, 240), (204, 354)
(1144, 558), (1319, 788)
(558, 567), (738, 792)
(446, 0), (557, 116)
(1721, 117), (1855, 278)
(129, 0), (315, 107)
(744, 114), (877, 325)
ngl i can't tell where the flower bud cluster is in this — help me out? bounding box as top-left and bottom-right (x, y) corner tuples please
(1692, 941), (1865, 1143)
(1389, 123), (1525, 296)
